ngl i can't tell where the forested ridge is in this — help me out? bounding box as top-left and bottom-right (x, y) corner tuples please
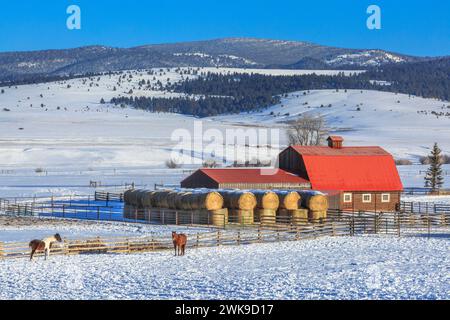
(111, 58), (450, 117)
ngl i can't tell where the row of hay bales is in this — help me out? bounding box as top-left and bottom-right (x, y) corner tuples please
(123, 188), (328, 226)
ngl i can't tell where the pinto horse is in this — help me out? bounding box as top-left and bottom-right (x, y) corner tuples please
(172, 231), (187, 256)
(29, 234), (63, 261)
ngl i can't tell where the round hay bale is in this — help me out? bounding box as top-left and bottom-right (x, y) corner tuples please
(151, 190), (173, 208)
(210, 208), (228, 227)
(275, 191), (301, 210)
(185, 192), (224, 211)
(308, 210), (326, 223)
(123, 189), (135, 205)
(253, 191), (279, 210)
(298, 191), (328, 211)
(237, 210), (254, 225)
(134, 189), (150, 208)
(220, 191), (256, 210)
(179, 192), (194, 210)
(126, 189), (142, 207)
(291, 209), (308, 225)
(166, 191), (180, 209)
(141, 191), (156, 208)
(175, 192), (193, 210)
(257, 209), (276, 226)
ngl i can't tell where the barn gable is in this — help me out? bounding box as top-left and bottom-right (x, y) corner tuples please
(280, 138), (403, 192)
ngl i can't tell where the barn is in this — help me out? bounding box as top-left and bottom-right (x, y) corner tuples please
(181, 136), (403, 212)
(278, 136), (403, 211)
(181, 168), (311, 190)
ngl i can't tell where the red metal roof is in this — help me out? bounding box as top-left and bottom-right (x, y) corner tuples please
(291, 146), (403, 191)
(327, 136), (344, 142)
(291, 146), (390, 156)
(195, 168), (310, 185)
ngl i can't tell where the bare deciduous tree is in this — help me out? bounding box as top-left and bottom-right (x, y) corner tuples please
(287, 115), (328, 146)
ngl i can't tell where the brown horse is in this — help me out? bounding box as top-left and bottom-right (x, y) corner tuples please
(172, 231), (187, 256)
(29, 234), (63, 261)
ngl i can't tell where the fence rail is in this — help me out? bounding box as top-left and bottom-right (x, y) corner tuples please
(402, 187), (450, 196)
(0, 219), (353, 260)
(94, 191), (124, 203)
(1, 211), (448, 261)
(399, 201), (450, 214)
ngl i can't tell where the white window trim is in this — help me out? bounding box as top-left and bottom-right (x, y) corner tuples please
(343, 193), (352, 203)
(381, 193), (390, 203)
(362, 194), (372, 203)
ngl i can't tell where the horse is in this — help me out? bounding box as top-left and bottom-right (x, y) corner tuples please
(29, 234), (63, 261)
(172, 231), (187, 256)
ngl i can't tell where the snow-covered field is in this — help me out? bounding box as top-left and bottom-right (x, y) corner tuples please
(1, 67), (449, 198)
(0, 235), (448, 300)
(212, 89), (450, 160)
(0, 216), (210, 243)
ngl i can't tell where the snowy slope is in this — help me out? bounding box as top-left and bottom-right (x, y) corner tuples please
(0, 235), (448, 300)
(1, 68), (449, 197)
(212, 89), (450, 160)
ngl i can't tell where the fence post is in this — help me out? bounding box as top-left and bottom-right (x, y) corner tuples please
(237, 231), (240, 246)
(97, 207), (100, 220)
(217, 230), (221, 246)
(351, 216), (355, 236)
(374, 215), (378, 234)
(427, 218), (431, 239)
(257, 227), (262, 242)
(196, 233), (200, 248)
(63, 240), (69, 256)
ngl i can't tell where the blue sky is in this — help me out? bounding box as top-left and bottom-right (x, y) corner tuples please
(0, 0), (448, 56)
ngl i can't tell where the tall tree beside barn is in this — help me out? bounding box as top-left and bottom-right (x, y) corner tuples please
(424, 143), (444, 191)
(287, 115), (328, 146)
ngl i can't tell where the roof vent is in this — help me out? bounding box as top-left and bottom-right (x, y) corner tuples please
(327, 136), (344, 149)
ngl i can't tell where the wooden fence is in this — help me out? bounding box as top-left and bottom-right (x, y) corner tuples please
(94, 191), (124, 203)
(402, 187), (450, 196)
(0, 219), (352, 260)
(399, 201), (450, 214)
(1, 212), (448, 261)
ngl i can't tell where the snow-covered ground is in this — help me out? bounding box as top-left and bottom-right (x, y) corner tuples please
(0, 235), (448, 300)
(1, 68), (449, 198)
(397, 164), (450, 189)
(401, 195), (450, 205)
(212, 89), (450, 160)
(0, 216), (211, 243)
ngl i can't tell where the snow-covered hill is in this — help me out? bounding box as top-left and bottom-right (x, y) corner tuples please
(212, 89), (450, 160)
(1, 67), (449, 197)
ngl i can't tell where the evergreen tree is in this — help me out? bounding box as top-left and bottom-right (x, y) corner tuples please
(424, 143), (444, 191)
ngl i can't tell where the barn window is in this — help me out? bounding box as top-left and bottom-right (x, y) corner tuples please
(362, 194), (372, 203)
(343, 193), (352, 203)
(381, 193), (390, 203)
